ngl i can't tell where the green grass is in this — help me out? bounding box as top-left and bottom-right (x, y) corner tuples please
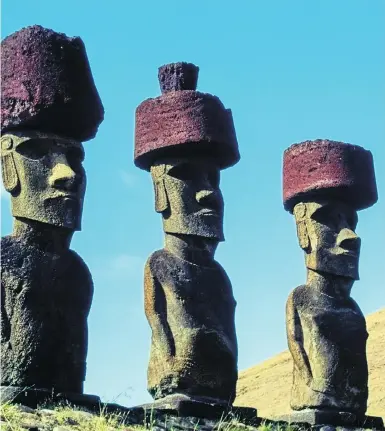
(0, 400), (305, 431)
(0, 401), (139, 431)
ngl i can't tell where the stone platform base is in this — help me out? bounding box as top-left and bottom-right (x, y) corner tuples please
(3, 391), (383, 430)
(1, 387), (260, 427)
(274, 409), (384, 429)
(135, 393), (258, 422)
(0, 386), (101, 410)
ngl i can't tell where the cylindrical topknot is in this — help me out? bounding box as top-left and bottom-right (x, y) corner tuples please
(283, 139), (378, 212)
(158, 62), (199, 94)
(1, 25), (104, 141)
(135, 62), (239, 171)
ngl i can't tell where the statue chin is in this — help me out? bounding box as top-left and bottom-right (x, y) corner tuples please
(164, 225), (224, 242)
(306, 250), (360, 281)
(163, 214), (224, 242)
(12, 198), (83, 231)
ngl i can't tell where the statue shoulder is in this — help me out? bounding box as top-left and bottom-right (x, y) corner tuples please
(1, 235), (25, 269)
(67, 249), (93, 281)
(145, 249), (174, 273)
(1, 235), (19, 253)
(287, 285), (309, 308)
(212, 259), (231, 277)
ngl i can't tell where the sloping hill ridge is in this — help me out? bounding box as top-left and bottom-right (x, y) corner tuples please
(235, 307), (385, 421)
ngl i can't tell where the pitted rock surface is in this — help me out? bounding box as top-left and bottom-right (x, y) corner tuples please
(1, 233), (93, 391)
(1, 25), (104, 140)
(158, 62), (199, 93)
(283, 139), (377, 212)
(134, 62), (239, 171)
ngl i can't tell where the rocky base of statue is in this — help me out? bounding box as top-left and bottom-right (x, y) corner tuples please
(137, 393), (258, 421)
(2, 404), (383, 431)
(274, 409), (384, 429)
(0, 386), (101, 410)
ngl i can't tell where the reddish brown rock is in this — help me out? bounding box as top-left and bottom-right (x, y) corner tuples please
(283, 139), (378, 213)
(134, 63), (239, 170)
(1, 25), (104, 141)
(158, 62), (199, 93)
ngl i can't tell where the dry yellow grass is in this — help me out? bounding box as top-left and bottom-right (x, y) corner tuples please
(235, 308), (385, 421)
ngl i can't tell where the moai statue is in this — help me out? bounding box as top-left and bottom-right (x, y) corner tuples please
(280, 139), (383, 428)
(134, 63), (242, 412)
(0, 25), (104, 406)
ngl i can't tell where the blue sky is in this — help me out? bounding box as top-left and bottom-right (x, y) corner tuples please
(2, 0), (384, 407)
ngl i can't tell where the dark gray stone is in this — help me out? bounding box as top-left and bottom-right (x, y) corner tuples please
(138, 393), (258, 422)
(144, 244), (238, 403)
(274, 409), (384, 429)
(1, 227), (93, 393)
(13, 404), (35, 414)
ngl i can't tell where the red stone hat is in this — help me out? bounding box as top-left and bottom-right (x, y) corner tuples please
(134, 62), (240, 171)
(283, 139), (378, 212)
(1, 25), (104, 141)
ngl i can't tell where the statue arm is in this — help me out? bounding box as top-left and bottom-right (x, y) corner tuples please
(286, 291), (312, 385)
(144, 261), (175, 357)
(1, 281), (11, 342)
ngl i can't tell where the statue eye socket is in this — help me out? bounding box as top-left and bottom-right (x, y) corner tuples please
(15, 140), (51, 160)
(66, 147), (85, 165)
(168, 164), (199, 181)
(208, 170), (220, 188)
(347, 213), (358, 230)
(311, 206), (340, 228)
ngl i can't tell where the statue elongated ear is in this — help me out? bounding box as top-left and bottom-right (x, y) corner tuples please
(1, 136), (19, 194)
(296, 221), (310, 252)
(294, 203), (311, 253)
(154, 178), (168, 213)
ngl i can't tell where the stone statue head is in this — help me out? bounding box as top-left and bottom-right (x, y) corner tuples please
(1, 131), (86, 231)
(150, 156), (224, 241)
(293, 199), (360, 280)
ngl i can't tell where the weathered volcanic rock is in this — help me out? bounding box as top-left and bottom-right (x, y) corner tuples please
(1, 25), (104, 141)
(282, 139), (377, 212)
(158, 62), (199, 93)
(134, 62), (239, 170)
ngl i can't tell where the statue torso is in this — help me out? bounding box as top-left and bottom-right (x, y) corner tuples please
(1, 235), (93, 392)
(145, 248), (238, 401)
(289, 284), (368, 412)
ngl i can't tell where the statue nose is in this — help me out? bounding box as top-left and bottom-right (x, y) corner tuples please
(196, 190), (221, 210)
(337, 228), (361, 251)
(49, 156), (78, 191)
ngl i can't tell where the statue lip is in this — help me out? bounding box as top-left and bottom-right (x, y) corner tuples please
(198, 209), (220, 216)
(336, 250), (358, 258)
(51, 192), (79, 201)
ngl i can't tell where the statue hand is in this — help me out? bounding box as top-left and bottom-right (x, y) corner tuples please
(310, 378), (334, 393)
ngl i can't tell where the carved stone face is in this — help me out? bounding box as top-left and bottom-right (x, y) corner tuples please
(293, 200), (360, 280)
(150, 157), (224, 241)
(1, 131), (86, 230)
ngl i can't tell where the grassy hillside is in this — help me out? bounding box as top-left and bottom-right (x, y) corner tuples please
(235, 308), (385, 421)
